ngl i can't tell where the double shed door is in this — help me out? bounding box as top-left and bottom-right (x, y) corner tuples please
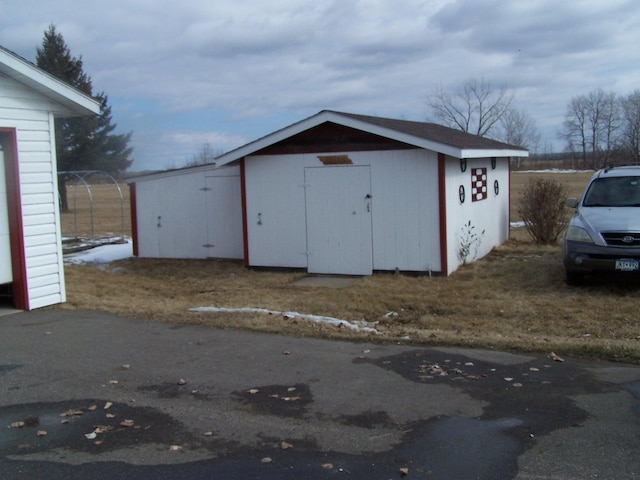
(304, 166), (373, 275)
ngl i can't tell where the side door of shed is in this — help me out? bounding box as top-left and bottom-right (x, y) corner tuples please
(204, 174), (243, 259)
(304, 166), (373, 275)
(0, 145), (12, 283)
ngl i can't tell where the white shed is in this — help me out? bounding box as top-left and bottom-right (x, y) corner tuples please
(0, 46), (100, 310)
(130, 110), (528, 275)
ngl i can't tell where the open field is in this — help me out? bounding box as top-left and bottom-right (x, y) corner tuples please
(61, 170), (640, 363)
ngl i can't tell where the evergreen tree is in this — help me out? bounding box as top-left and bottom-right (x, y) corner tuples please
(36, 25), (133, 210)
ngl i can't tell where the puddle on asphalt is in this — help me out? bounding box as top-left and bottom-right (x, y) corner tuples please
(232, 383), (312, 418)
(0, 400), (200, 455)
(1, 414), (524, 479)
(338, 410), (394, 429)
(0, 364), (22, 374)
(361, 349), (619, 440)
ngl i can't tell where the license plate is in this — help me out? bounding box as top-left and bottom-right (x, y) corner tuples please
(616, 259), (639, 271)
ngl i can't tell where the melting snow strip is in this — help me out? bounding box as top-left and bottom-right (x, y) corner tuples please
(189, 306), (379, 334)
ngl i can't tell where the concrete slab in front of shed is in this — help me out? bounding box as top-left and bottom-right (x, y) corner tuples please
(0, 306), (21, 317)
(293, 275), (360, 288)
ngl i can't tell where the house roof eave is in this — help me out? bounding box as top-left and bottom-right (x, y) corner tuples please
(0, 46), (100, 117)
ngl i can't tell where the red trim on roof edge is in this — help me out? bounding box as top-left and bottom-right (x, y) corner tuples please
(438, 153), (448, 275)
(1, 129), (28, 310)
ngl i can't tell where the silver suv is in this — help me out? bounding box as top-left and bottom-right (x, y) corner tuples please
(563, 165), (640, 285)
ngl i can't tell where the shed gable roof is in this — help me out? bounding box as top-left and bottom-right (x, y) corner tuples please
(0, 45), (100, 117)
(215, 110), (528, 167)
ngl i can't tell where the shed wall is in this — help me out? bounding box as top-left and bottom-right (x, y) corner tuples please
(244, 149), (441, 272)
(444, 156), (510, 274)
(0, 73), (66, 309)
(134, 165), (242, 259)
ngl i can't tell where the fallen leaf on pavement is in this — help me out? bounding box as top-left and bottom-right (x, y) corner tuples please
(10, 421), (25, 428)
(85, 432), (97, 440)
(549, 352), (565, 362)
(322, 463), (334, 469)
(60, 409), (84, 417)
(104, 402), (113, 410)
(120, 419), (135, 427)
(400, 467), (409, 476)
(87, 405), (97, 411)
(177, 379), (187, 385)
(261, 457), (273, 463)
(169, 445), (182, 451)
(36, 430), (47, 437)
(280, 441), (293, 450)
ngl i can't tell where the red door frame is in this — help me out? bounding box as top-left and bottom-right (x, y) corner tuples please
(437, 153), (448, 275)
(0, 128), (28, 310)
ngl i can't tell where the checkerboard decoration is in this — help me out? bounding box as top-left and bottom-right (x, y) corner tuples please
(471, 168), (488, 202)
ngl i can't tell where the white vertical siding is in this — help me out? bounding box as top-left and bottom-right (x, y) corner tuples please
(245, 149), (441, 273)
(245, 154), (309, 268)
(134, 165), (242, 259)
(444, 156), (510, 274)
(368, 150), (440, 272)
(0, 73), (66, 309)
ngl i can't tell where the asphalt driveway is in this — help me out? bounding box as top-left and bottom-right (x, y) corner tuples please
(1, 309), (639, 479)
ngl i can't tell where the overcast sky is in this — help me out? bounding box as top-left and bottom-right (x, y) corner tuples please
(1, 0), (639, 171)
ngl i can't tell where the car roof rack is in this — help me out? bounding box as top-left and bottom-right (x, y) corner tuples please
(602, 162), (640, 173)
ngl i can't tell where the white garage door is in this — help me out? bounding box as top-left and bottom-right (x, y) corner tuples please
(0, 145), (12, 284)
(304, 166), (373, 275)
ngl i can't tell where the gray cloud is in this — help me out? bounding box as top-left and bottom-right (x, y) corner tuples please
(1, 0), (638, 169)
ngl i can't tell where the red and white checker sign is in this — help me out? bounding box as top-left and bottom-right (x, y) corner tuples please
(471, 168), (487, 202)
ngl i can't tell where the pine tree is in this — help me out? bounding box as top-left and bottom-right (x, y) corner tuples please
(36, 25), (133, 210)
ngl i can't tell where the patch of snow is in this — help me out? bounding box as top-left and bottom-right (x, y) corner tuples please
(510, 221), (526, 228)
(64, 239), (133, 265)
(190, 306), (379, 334)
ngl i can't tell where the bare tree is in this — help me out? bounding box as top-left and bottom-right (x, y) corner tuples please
(561, 95), (589, 166)
(499, 108), (540, 168)
(621, 90), (640, 162)
(428, 78), (514, 138)
(560, 89), (621, 168)
(186, 142), (222, 167)
(500, 108), (540, 150)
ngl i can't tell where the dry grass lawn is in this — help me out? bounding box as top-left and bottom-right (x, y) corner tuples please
(60, 170), (640, 363)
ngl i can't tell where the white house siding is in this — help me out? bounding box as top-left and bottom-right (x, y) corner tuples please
(244, 149), (441, 273)
(0, 73), (67, 309)
(134, 165), (242, 259)
(444, 156), (510, 275)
